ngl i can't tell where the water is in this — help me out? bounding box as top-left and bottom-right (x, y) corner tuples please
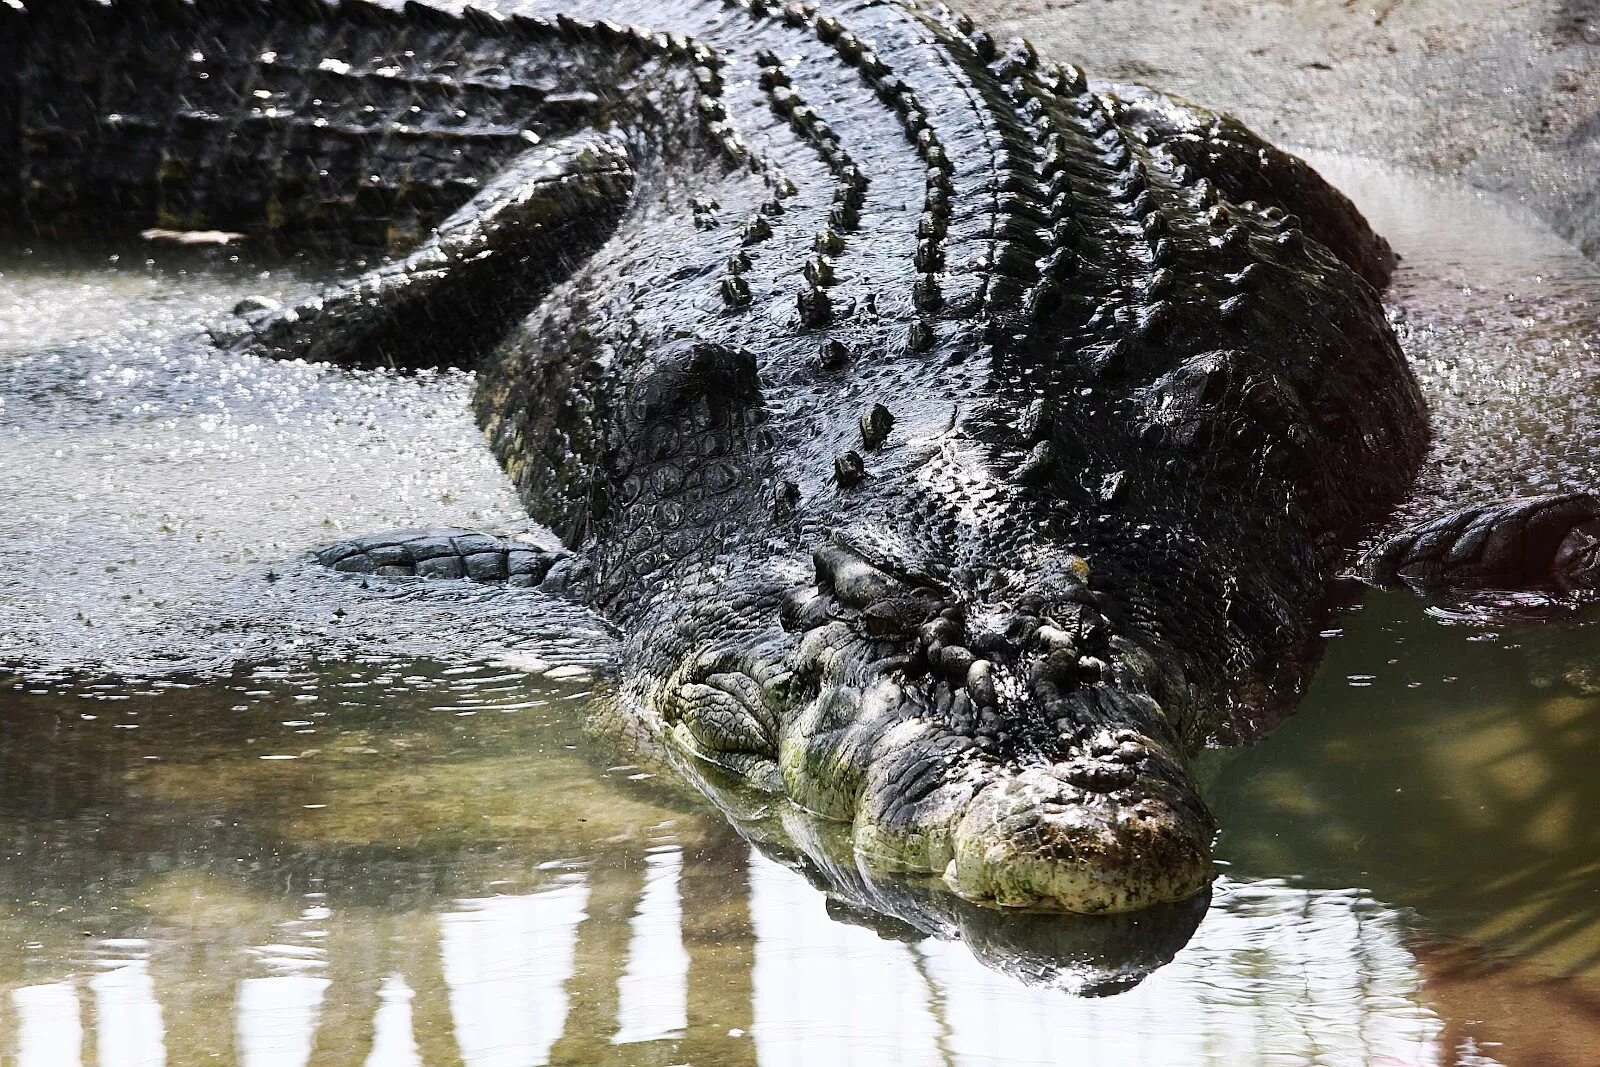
(0, 665), (1448, 1066)
(2, 158), (1599, 1063)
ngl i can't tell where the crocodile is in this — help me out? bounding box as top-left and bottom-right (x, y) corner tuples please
(13, 0), (1555, 918)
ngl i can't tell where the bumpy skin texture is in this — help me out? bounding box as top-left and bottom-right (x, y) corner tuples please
(3, 0), (1428, 914)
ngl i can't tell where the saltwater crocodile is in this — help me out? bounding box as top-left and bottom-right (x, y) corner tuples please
(9, 0), (1578, 918)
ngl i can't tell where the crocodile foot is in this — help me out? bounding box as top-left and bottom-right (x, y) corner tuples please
(1362, 493), (1600, 596)
(314, 529), (567, 588)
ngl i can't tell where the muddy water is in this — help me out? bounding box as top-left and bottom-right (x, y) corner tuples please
(2, 158), (1599, 1064)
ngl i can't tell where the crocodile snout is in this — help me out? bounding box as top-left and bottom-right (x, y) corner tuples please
(944, 754), (1215, 913)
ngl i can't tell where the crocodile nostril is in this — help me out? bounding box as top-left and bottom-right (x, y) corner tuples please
(1059, 758), (1137, 793)
(969, 630), (1017, 660)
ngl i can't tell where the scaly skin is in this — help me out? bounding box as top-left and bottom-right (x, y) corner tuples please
(3, 0), (1428, 914)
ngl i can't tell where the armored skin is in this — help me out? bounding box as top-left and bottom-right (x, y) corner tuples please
(3, 0), (1431, 914)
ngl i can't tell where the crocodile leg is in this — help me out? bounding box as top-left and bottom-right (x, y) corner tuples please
(313, 529), (569, 587)
(1360, 493), (1600, 597)
(214, 132), (635, 371)
(246, 133), (633, 587)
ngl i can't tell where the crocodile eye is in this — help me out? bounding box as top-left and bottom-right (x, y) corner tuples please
(862, 604), (903, 638)
(860, 595), (942, 638)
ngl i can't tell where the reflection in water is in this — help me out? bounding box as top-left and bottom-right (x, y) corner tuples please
(613, 847), (689, 1046)
(14, 982), (82, 1067)
(442, 882), (590, 1067)
(3, 649), (1590, 1065)
(367, 973), (421, 1067)
(1213, 590), (1600, 981)
(91, 959), (164, 1067)
(750, 860), (1437, 1067)
(237, 975), (329, 1067)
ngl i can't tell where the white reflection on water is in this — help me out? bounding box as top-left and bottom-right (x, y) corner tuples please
(0, 853), (1474, 1067)
(750, 855), (943, 1064)
(364, 974), (422, 1067)
(439, 878), (590, 1067)
(236, 976), (329, 1067)
(13, 981), (82, 1067)
(613, 844), (690, 1045)
(91, 959), (165, 1067)
(750, 853), (1444, 1067)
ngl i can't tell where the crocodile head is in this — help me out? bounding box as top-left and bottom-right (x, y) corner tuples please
(660, 737), (1214, 992)
(623, 515), (1219, 916)
(776, 536), (1213, 913)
